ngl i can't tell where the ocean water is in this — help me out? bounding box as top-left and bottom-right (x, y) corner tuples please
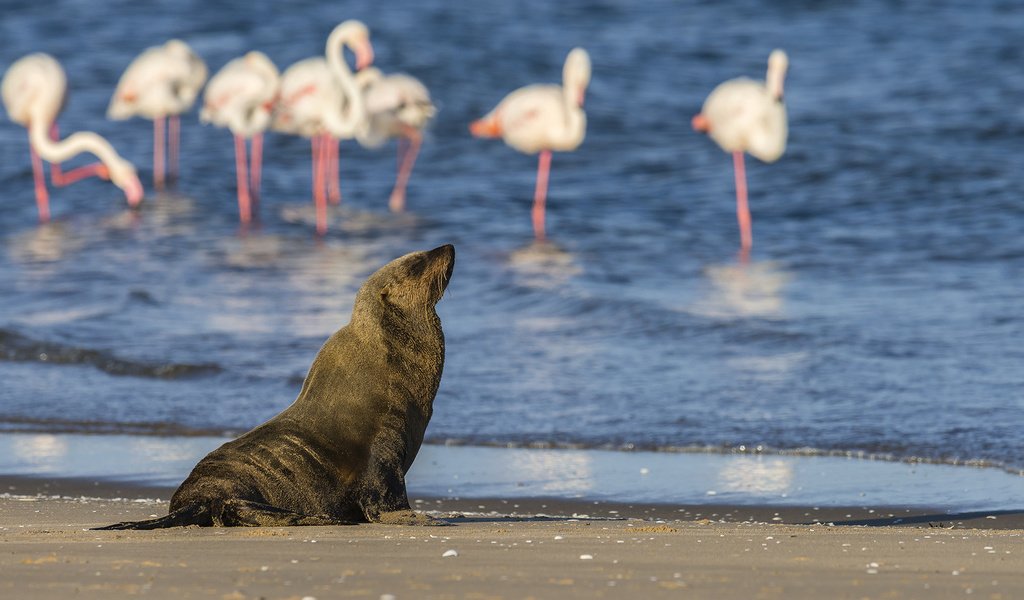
(1, 0), (1022, 487)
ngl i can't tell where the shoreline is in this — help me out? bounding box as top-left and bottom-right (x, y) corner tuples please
(4, 474), (1023, 531)
(2, 476), (1023, 599)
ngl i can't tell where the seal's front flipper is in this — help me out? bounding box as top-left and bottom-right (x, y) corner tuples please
(217, 499), (356, 527)
(92, 504), (211, 530)
(359, 468), (450, 526)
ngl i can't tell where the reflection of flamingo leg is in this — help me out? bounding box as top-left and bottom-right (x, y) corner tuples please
(326, 136), (341, 205)
(169, 114), (180, 184)
(234, 134), (251, 223)
(48, 124), (106, 186)
(312, 134), (327, 235)
(531, 149), (552, 241)
(733, 151), (752, 252)
(389, 131), (421, 213)
(153, 116), (165, 190)
(29, 135), (50, 223)
(250, 133), (263, 211)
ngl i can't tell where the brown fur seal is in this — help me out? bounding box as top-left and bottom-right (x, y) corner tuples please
(95, 244), (455, 529)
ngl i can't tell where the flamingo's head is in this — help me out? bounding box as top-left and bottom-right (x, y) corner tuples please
(354, 37), (375, 71)
(333, 20), (375, 71)
(691, 113), (710, 132)
(107, 158), (144, 207)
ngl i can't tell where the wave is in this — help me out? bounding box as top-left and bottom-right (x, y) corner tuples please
(0, 416), (237, 438)
(0, 329), (221, 379)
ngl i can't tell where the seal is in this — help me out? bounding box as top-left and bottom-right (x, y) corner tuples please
(95, 244), (455, 529)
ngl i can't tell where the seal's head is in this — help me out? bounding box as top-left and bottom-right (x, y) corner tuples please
(355, 245), (455, 322)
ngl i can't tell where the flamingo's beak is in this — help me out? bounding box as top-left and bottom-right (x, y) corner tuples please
(691, 113), (709, 132)
(577, 89), (586, 107)
(125, 175), (144, 207)
(356, 40), (375, 71)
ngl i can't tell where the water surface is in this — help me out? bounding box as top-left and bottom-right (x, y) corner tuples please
(1, 1), (1022, 484)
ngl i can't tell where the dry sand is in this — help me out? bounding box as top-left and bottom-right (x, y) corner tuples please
(2, 477), (1022, 599)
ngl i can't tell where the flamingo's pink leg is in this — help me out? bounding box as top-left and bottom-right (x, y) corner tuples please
(52, 163), (109, 186)
(250, 133), (264, 209)
(312, 134), (327, 235)
(532, 149), (552, 241)
(311, 134), (320, 202)
(234, 134), (252, 224)
(389, 131), (421, 213)
(29, 135), (50, 223)
(153, 117), (166, 190)
(47, 123), (66, 184)
(169, 114), (180, 184)
(326, 136), (341, 205)
(733, 151), (752, 252)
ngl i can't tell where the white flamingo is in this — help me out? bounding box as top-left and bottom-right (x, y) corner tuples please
(2, 53), (143, 222)
(692, 49), (789, 255)
(470, 48), (591, 241)
(355, 67), (436, 212)
(273, 20), (373, 235)
(108, 39), (208, 190)
(201, 51), (280, 224)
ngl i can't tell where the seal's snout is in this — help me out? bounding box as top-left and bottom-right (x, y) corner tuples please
(429, 244), (455, 296)
(429, 244), (455, 262)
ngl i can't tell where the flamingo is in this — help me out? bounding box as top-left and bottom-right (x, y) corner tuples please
(273, 20), (373, 235)
(354, 67), (436, 212)
(470, 48), (590, 241)
(692, 49), (788, 255)
(2, 53), (143, 222)
(200, 51), (280, 224)
(108, 39), (208, 190)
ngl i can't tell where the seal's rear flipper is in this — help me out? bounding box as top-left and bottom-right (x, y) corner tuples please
(92, 504), (211, 530)
(218, 499), (356, 527)
(93, 500), (355, 529)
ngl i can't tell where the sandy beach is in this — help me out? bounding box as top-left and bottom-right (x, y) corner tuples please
(2, 477), (1021, 599)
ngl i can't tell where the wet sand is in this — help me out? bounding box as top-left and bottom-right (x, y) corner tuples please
(2, 476), (1023, 599)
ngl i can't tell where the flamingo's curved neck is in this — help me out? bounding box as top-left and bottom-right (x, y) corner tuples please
(561, 71), (586, 142)
(28, 113), (124, 169)
(766, 63), (786, 100)
(325, 28), (365, 135)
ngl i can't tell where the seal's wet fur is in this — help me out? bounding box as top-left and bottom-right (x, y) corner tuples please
(96, 245), (455, 529)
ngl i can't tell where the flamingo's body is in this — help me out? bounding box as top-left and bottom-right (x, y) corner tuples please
(355, 67), (436, 212)
(2, 53), (143, 221)
(108, 39), (208, 189)
(201, 51), (280, 224)
(272, 20), (374, 235)
(470, 48), (590, 241)
(692, 49), (788, 254)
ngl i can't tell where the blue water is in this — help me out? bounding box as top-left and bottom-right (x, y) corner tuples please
(1, 0), (1022, 481)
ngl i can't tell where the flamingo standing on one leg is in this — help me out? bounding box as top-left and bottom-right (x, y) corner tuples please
(355, 67), (436, 212)
(201, 51), (280, 224)
(470, 48), (590, 241)
(108, 39), (208, 190)
(272, 20), (374, 235)
(2, 53), (143, 221)
(692, 50), (789, 257)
